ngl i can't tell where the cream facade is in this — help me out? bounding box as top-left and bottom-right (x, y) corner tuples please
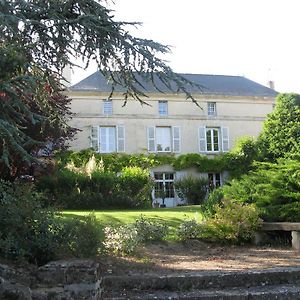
(68, 92), (273, 153)
(67, 73), (276, 207)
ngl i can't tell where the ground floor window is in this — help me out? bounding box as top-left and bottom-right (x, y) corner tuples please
(208, 173), (221, 190)
(154, 172), (175, 198)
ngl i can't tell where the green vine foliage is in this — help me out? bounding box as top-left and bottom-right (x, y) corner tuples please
(54, 148), (251, 176)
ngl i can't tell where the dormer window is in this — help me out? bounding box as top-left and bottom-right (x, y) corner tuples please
(207, 102), (216, 116)
(158, 100), (168, 116)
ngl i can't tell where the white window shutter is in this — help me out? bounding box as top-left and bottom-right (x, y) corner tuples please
(147, 126), (156, 152)
(198, 126), (206, 152)
(116, 125), (125, 152)
(90, 126), (99, 152)
(172, 126), (181, 153)
(221, 127), (229, 152)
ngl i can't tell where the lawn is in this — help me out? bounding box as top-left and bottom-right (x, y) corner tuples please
(62, 205), (203, 236)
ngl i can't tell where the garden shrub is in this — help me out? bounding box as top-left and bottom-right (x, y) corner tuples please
(119, 167), (153, 208)
(103, 216), (168, 254)
(176, 219), (202, 241)
(175, 176), (208, 205)
(0, 180), (63, 265)
(60, 214), (103, 258)
(0, 180), (104, 264)
(224, 136), (259, 178)
(201, 188), (224, 218)
(221, 159), (300, 221)
(38, 166), (153, 209)
(177, 199), (261, 244)
(199, 199), (262, 244)
(103, 224), (140, 254)
(134, 215), (168, 242)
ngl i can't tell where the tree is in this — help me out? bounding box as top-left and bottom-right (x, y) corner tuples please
(222, 159), (300, 222)
(258, 93), (300, 161)
(0, 0), (199, 179)
(0, 43), (75, 179)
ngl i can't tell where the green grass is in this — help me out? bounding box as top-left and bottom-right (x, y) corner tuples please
(62, 206), (203, 239)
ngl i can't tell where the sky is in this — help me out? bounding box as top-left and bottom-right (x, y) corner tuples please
(71, 0), (300, 93)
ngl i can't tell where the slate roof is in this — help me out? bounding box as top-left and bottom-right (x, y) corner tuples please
(70, 72), (277, 97)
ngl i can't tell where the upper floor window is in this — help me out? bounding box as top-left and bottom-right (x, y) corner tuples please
(100, 126), (116, 153)
(156, 127), (171, 152)
(103, 99), (113, 115)
(206, 128), (220, 151)
(207, 102), (216, 116)
(147, 126), (180, 153)
(199, 126), (229, 153)
(90, 125), (125, 153)
(158, 100), (168, 116)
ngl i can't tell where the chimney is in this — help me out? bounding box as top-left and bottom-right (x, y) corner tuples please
(268, 80), (275, 90)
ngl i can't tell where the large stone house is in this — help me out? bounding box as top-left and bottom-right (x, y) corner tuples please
(67, 72), (277, 207)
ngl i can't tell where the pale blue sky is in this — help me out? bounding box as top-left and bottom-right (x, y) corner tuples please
(72, 0), (300, 93)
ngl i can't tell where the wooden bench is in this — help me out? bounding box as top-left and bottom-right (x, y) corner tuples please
(255, 222), (300, 250)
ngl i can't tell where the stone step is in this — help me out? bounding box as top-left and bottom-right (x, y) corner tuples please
(102, 267), (300, 293)
(103, 284), (300, 300)
(31, 282), (102, 300)
(35, 259), (101, 287)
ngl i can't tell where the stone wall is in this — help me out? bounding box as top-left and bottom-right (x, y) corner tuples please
(0, 260), (102, 300)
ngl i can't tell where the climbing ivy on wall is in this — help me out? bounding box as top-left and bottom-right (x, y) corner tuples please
(55, 148), (253, 177)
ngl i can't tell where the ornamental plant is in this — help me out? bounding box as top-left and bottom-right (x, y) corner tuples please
(103, 225), (140, 254)
(199, 199), (262, 244)
(174, 176), (208, 205)
(103, 215), (168, 254)
(222, 159), (300, 222)
(134, 215), (168, 242)
(0, 180), (103, 264)
(176, 219), (202, 241)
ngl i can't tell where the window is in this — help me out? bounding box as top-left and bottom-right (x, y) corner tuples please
(154, 172), (175, 198)
(90, 125), (125, 153)
(158, 100), (168, 116)
(199, 126), (229, 152)
(100, 126), (116, 153)
(206, 128), (220, 152)
(147, 126), (181, 153)
(103, 99), (113, 115)
(208, 173), (221, 190)
(156, 127), (171, 152)
(207, 102), (216, 116)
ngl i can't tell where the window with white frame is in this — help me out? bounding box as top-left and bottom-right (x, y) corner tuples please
(103, 99), (113, 115)
(206, 128), (220, 152)
(208, 173), (221, 190)
(199, 126), (229, 153)
(90, 125), (125, 153)
(156, 127), (171, 152)
(154, 172), (175, 198)
(207, 102), (216, 116)
(158, 100), (168, 116)
(100, 127), (116, 153)
(147, 126), (181, 153)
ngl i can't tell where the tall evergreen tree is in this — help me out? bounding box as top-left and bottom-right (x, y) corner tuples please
(0, 0), (197, 179)
(259, 93), (300, 161)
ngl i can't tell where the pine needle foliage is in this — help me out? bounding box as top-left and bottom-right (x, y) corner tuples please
(0, 0), (201, 179)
